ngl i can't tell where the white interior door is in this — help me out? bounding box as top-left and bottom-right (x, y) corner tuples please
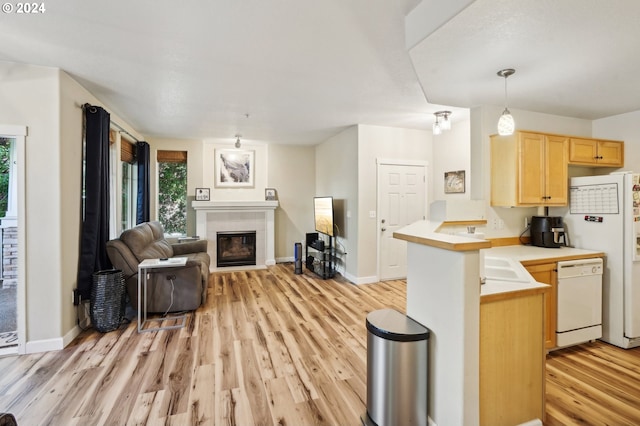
(378, 163), (426, 281)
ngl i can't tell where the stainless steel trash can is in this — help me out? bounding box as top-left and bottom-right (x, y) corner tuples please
(363, 309), (430, 426)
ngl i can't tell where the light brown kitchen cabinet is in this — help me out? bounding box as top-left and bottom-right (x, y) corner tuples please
(480, 289), (546, 425)
(523, 262), (557, 349)
(569, 138), (624, 167)
(491, 131), (568, 207)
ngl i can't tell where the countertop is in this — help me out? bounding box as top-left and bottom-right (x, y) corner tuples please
(483, 245), (605, 265)
(394, 220), (491, 251)
(480, 245), (604, 302)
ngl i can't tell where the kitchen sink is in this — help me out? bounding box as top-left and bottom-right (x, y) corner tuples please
(484, 266), (529, 282)
(483, 257), (530, 283)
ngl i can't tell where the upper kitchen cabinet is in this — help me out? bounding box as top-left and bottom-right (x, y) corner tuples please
(568, 138), (624, 167)
(491, 131), (568, 207)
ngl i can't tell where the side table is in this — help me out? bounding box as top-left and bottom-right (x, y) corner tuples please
(138, 258), (188, 333)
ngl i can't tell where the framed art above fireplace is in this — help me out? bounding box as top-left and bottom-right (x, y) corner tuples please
(215, 149), (254, 188)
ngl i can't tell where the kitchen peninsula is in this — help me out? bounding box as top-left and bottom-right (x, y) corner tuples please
(394, 221), (549, 426)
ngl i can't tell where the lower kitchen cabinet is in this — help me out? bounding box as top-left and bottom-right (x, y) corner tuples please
(480, 289), (547, 425)
(524, 262), (557, 349)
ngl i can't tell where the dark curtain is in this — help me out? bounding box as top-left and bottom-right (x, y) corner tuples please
(77, 104), (112, 302)
(136, 141), (150, 224)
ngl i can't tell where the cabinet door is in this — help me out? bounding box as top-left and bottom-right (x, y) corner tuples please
(525, 263), (557, 349)
(568, 138), (598, 165)
(480, 294), (545, 425)
(597, 141), (624, 166)
(518, 132), (546, 204)
(544, 135), (568, 205)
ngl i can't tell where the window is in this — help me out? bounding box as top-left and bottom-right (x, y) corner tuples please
(0, 138), (12, 215)
(157, 150), (187, 235)
(119, 136), (137, 232)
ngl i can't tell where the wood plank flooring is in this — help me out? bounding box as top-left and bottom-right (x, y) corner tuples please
(0, 263), (639, 425)
(545, 341), (640, 425)
(0, 264), (405, 425)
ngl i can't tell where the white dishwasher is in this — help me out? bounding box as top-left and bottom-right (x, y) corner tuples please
(556, 258), (603, 348)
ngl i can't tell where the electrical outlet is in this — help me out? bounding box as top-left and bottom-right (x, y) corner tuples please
(524, 217), (531, 228)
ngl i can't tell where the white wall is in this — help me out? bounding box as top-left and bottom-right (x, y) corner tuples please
(357, 124), (432, 281)
(267, 144), (316, 261)
(201, 139), (268, 202)
(431, 118), (471, 201)
(0, 62), (142, 351)
(0, 63), (62, 345)
(315, 126), (359, 279)
(146, 135), (317, 262)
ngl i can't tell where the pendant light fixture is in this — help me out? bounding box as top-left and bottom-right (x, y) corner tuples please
(235, 134), (242, 148)
(432, 114), (442, 135)
(497, 68), (515, 136)
(432, 111), (452, 135)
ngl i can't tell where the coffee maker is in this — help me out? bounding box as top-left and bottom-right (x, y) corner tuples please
(530, 216), (569, 248)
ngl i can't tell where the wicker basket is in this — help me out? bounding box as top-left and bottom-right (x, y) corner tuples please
(90, 269), (125, 332)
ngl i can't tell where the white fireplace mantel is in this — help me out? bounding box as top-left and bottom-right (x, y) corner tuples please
(193, 200), (278, 271)
(192, 200), (279, 211)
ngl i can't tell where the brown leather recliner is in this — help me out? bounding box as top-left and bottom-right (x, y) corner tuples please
(106, 221), (210, 313)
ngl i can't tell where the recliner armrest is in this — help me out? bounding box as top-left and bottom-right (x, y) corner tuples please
(171, 239), (208, 255)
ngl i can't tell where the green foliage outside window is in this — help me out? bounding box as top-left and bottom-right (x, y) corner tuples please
(0, 139), (11, 215)
(158, 162), (187, 235)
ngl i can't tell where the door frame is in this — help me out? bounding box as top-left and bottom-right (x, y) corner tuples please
(376, 158), (429, 281)
(0, 124), (27, 356)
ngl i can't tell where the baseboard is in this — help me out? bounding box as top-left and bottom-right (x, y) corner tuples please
(23, 320), (90, 354)
(276, 256), (294, 263)
(25, 336), (64, 354)
(344, 272), (379, 285)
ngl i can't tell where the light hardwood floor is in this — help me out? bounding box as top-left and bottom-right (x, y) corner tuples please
(0, 264), (639, 425)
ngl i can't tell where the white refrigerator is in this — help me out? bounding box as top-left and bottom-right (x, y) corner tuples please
(551, 172), (640, 349)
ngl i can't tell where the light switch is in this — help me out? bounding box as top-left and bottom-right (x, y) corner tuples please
(369, 210), (376, 218)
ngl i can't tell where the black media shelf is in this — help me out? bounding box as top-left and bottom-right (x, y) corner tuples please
(305, 232), (336, 279)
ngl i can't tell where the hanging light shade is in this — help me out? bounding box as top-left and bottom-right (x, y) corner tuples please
(432, 116), (442, 135)
(440, 111), (452, 131)
(433, 111), (452, 135)
(497, 69), (515, 136)
(235, 134), (242, 148)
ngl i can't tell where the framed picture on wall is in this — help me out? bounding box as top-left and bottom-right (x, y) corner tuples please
(444, 170), (465, 193)
(265, 188), (277, 200)
(215, 149), (255, 188)
(195, 188), (210, 201)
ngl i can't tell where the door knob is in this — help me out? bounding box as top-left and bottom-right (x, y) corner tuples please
(381, 227), (387, 232)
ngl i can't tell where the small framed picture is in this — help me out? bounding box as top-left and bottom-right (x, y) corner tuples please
(195, 188), (210, 201)
(444, 170), (465, 194)
(265, 188), (277, 200)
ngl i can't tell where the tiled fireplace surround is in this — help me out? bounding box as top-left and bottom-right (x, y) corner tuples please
(193, 200), (278, 271)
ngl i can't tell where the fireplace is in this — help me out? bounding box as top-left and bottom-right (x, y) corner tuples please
(216, 231), (257, 267)
(193, 200), (278, 271)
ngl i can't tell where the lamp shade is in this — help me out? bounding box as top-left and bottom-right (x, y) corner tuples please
(441, 115), (451, 131)
(497, 109), (515, 136)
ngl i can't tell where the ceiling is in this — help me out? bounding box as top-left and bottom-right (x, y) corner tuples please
(1, 0), (639, 145)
